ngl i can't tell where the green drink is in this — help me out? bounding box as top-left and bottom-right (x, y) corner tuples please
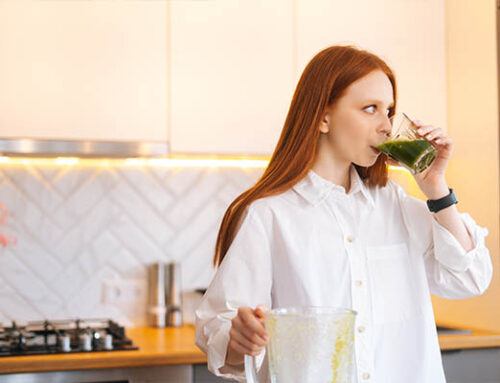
(376, 139), (436, 174)
(378, 113), (437, 174)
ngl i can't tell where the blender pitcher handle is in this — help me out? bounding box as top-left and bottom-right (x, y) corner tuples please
(244, 354), (259, 383)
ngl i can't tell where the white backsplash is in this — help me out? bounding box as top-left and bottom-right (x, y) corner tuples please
(0, 164), (263, 326)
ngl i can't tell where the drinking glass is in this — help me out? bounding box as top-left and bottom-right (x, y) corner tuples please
(375, 112), (437, 174)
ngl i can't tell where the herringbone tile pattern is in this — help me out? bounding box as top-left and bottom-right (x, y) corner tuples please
(0, 164), (263, 325)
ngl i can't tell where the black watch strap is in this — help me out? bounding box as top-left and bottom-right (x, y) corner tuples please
(426, 188), (458, 213)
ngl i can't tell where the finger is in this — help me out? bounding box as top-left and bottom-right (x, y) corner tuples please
(254, 305), (269, 319)
(238, 308), (269, 340)
(240, 321), (269, 345)
(412, 119), (424, 127)
(231, 319), (268, 347)
(434, 136), (453, 146)
(229, 337), (262, 357)
(424, 128), (444, 141)
(415, 125), (434, 137)
(230, 326), (267, 350)
(416, 125), (445, 141)
(233, 314), (269, 343)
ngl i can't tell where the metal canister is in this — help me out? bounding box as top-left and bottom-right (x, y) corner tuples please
(148, 262), (167, 328)
(165, 262), (183, 327)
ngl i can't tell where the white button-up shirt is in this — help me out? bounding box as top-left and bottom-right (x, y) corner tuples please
(195, 166), (492, 383)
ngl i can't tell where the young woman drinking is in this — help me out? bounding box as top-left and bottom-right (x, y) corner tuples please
(195, 45), (492, 383)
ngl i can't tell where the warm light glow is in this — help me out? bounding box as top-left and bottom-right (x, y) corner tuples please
(124, 158), (147, 166)
(388, 164), (412, 174)
(55, 157), (79, 166)
(0, 158), (415, 170)
(0, 156), (270, 168)
(146, 158), (268, 168)
(387, 164), (426, 199)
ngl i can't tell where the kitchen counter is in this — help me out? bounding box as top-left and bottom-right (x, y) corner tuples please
(438, 326), (500, 351)
(2, 324), (500, 375)
(0, 325), (206, 375)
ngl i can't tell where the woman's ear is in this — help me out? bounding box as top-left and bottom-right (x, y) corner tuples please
(319, 111), (330, 134)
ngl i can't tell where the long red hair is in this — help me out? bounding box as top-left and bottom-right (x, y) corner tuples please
(214, 45), (397, 267)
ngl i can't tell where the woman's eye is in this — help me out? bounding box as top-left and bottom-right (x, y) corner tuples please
(364, 105), (376, 113)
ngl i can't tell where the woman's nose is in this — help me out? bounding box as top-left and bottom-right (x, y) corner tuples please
(380, 116), (392, 137)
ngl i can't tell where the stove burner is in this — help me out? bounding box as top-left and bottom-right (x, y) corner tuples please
(0, 319), (138, 357)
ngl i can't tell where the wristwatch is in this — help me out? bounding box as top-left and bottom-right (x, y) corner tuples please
(426, 188), (458, 213)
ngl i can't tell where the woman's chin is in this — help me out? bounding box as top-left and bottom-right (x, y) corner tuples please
(354, 158), (378, 168)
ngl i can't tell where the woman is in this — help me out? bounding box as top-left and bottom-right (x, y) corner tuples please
(195, 45), (492, 382)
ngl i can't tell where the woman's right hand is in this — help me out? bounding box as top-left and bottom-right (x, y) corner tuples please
(225, 305), (270, 366)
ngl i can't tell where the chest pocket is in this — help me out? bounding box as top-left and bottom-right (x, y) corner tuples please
(367, 243), (422, 325)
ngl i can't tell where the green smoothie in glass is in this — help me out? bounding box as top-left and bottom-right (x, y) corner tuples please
(376, 113), (437, 174)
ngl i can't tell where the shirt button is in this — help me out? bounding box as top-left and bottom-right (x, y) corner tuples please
(354, 280), (363, 287)
(346, 235), (355, 243)
(357, 326), (366, 333)
(362, 372), (371, 380)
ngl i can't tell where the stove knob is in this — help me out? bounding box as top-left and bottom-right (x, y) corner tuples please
(17, 333), (26, 350)
(79, 333), (92, 351)
(104, 334), (113, 350)
(61, 334), (71, 352)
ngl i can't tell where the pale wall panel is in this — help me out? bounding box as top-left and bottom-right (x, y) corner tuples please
(430, 0), (500, 332)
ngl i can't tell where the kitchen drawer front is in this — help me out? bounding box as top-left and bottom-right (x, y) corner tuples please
(442, 348), (500, 383)
(0, 365), (191, 383)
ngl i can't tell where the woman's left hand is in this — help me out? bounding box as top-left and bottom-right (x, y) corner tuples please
(412, 120), (453, 198)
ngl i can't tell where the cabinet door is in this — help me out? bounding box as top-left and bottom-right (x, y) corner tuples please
(0, 1), (167, 142)
(441, 348), (500, 383)
(170, 0), (295, 155)
(296, 0), (447, 130)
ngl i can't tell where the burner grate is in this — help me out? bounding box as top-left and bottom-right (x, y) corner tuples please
(0, 318), (138, 357)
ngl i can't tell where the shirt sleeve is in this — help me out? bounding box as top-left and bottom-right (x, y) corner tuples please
(391, 181), (493, 299)
(194, 204), (273, 381)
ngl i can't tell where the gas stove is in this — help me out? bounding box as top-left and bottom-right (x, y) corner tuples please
(0, 318), (138, 357)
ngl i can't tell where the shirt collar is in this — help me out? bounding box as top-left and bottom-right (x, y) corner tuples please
(292, 165), (375, 208)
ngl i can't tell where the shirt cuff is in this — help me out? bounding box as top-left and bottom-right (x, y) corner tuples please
(432, 212), (489, 272)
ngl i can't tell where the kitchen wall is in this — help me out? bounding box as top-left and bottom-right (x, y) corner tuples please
(0, 163), (263, 326)
(430, 0), (500, 332)
(0, 161), (444, 329)
(1, 0), (498, 333)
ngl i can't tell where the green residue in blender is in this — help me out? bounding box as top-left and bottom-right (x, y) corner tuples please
(265, 315), (278, 372)
(330, 315), (354, 383)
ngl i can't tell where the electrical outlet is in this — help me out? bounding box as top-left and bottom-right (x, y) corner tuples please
(103, 280), (146, 304)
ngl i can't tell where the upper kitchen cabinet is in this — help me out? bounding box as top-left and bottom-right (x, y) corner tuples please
(295, 0), (447, 131)
(0, 1), (167, 142)
(169, 0), (295, 155)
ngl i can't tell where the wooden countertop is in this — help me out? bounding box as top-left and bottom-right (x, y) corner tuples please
(2, 324), (500, 375)
(0, 325), (206, 375)
(438, 326), (500, 351)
